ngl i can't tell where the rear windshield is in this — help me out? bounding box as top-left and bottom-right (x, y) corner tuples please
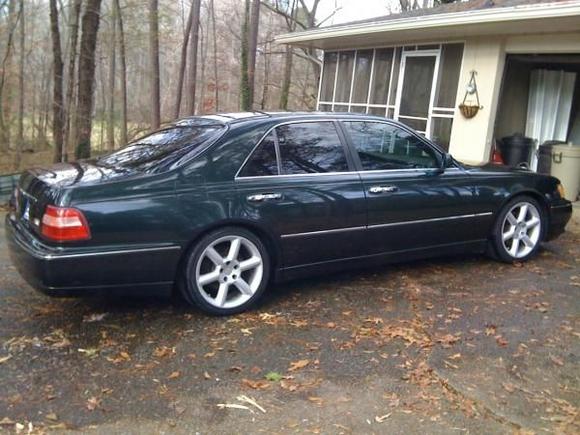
(96, 125), (225, 172)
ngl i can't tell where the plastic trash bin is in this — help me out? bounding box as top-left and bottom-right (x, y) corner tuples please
(550, 144), (580, 201)
(499, 134), (534, 167)
(536, 140), (566, 175)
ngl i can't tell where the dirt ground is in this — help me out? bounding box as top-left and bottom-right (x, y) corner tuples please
(0, 210), (578, 434)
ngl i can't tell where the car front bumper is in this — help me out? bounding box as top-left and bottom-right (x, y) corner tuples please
(546, 200), (573, 241)
(5, 213), (181, 296)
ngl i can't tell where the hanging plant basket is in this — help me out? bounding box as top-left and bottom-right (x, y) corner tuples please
(459, 104), (480, 119)
(459, 71), (483, 119)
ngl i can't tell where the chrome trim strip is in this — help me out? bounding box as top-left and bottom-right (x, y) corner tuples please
(367, 212), (493, 229)
(43, 245), (182, 260)
(281, 225), (366, 239)
(280, 212), (493, 238)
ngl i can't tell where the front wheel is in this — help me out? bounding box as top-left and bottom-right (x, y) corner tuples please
(180, 227), (270, 315)
(490, 196), (544, 262)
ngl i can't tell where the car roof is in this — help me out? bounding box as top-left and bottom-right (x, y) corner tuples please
(174, 111), (395, 127)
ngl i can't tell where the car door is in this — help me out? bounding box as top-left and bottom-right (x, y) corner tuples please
(340, 120), (485, 256)
(234, 120), (367, 268)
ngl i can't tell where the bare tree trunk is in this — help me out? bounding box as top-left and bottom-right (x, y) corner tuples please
(240, 0), (250, 111)
(63, 0), (81, 162)
(261, 38), (270, 109)
(75, 0), (103, 160)
(49, 0), (65, 163)
(185, 0), (201, 116)
(197, 21), (207, 114)
(0, 0), (18, 151)
(106, 2), (116, 151)
(209, 0), (218, 112)
(280, 45), (293, 110)
(148, 0), (160, 129)
(247, 0), (260, 109)
(14, 0), (24, 170)
(174, 0), (195, 119)
(114, 0), (127, 146)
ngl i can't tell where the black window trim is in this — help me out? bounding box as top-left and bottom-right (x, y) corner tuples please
(235, 119), (357, 179)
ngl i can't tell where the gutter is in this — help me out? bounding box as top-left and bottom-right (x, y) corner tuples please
(275, 1), (580, 45)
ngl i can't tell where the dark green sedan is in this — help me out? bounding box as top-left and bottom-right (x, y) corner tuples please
(5, 112), (572, 315)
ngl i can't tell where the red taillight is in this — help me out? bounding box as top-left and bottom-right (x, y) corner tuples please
(41, 205), (91, 242)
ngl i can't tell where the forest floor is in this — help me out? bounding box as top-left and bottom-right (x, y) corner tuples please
(0, 210), (578, 434)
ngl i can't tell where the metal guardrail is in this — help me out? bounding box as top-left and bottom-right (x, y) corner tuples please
(0, 173), (19, 204)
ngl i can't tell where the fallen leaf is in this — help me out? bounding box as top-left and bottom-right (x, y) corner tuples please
(326, 322), (337, 329)
(168, 371), (180, 379)
(229, 366), (243, 373)
(86, 397), (100, 411)
(78, 348), (99, 358)
(242, 378), (270, 390)
(485, 325), (497, 336)
(0, 355), (12, 364)
(203, 371), (211, 380)
(153, 346), (175, 359)
(496, 336), (509, 347)
(308, 396), (324, 405)
(502, 383), (516, 393)
(550, 355), (564, 366)
(45, 413), (58, 422)
(448, 353), (461, 360)
(288, 359), (310, 372)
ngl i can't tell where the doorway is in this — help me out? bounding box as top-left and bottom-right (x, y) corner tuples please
(395, 50), (441, 138)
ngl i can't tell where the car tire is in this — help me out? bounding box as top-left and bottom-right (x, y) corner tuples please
(180, 227), (270, 315)
(489, 195), (545, 263)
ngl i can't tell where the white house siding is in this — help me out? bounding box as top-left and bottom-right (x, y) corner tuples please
(450, 32), (580, 164)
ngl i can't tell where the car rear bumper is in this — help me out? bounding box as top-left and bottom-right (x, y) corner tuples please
(5, 213), (181, 296)
(546, 200), (572, 241)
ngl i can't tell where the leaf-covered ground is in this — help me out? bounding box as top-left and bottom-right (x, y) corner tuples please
(0, 211), (578, 434)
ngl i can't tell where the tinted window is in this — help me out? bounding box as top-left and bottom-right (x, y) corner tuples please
(344, 122), (438, 170)
(239, 132), (279, 177)
(276, 122), (349, 174)
(97, 125), (224, 172)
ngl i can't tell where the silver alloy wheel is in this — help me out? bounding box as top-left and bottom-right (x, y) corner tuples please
(501, 201), (541, 259)
(195, 235), (263, 309)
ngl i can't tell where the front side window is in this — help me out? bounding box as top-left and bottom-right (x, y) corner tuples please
(344, 121), (438, 171)
(276, 122), (349, 174)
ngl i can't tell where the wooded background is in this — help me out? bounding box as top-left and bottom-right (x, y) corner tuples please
(0, 0), (453, 173)
(0, 0), (336, 172)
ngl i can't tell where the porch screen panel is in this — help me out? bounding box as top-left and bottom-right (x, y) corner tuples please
(352, 50), (373, 104)
(320, 52), (337, 102)
(370, 48), (394, 105)
(388, 48), (402, 106)
(335, 51), (355, 103)
(435, 44), (463, 108)
(430, 118), (453, 151)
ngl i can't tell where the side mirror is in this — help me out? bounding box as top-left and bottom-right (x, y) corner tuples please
(436, 153), (453, 174)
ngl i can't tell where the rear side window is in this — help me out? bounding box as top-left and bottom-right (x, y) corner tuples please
(239, 132), (279, 177)
(97, 125), (225, 173)
(343, 121), (438, 170)
(277, 122), (348, 174)
(239, 121), (350, 177)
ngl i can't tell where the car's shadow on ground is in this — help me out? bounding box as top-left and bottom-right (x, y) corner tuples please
(64, 251), (492, 319)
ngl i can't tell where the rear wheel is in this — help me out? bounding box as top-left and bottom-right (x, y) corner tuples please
(180, 227), (270, 315)
(490, 196), (544, 262)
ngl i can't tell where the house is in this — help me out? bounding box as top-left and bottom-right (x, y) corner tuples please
(276, 0), (580, 167)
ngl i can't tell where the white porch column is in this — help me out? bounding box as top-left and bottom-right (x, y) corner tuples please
(449, 37), (505, 164)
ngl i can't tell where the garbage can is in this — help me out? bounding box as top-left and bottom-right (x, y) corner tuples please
(536, 140), (566, 175)
(499, 134), (535, 167)
(550, 144), (580, 201)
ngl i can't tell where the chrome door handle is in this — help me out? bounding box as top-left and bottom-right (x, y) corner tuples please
(247, 193), (282, 202)
(369, 185), (398, 194)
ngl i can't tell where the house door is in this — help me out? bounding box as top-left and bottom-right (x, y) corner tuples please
(395, 51), (440, 138)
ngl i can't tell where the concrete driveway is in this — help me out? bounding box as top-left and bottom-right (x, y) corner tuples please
(0, 210), (578, 434)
